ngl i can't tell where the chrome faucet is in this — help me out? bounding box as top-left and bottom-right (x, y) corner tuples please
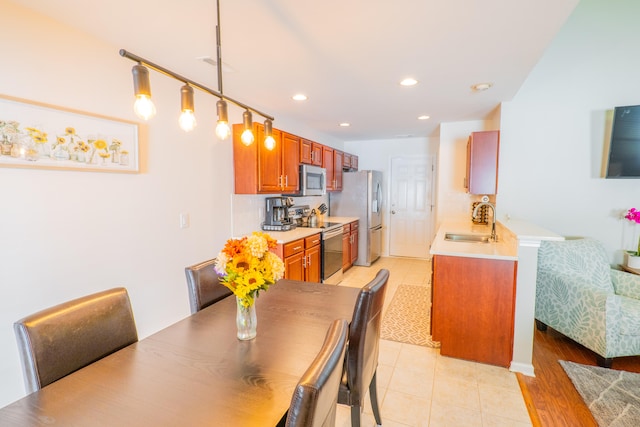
(473, 202), (498, 242)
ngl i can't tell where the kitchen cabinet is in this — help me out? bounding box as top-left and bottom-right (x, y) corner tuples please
(349, 221), (359, 265)
(300, 138), (322, 166)
(431, 254), (517, 367)
(232, 124), (299, 194)
(341, 221), (359, 271)
(343, 154), (359, 172)
(323, 146), (343, 191)
(277, 233), (321, 282)
(465, 130), (500, 195)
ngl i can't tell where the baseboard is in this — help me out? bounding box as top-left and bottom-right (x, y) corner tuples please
(510, 361), (535, 377)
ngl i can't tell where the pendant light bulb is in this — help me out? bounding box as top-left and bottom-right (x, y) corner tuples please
(215, 99), (230, 140)
(178, 85), (197, 132)
(241, 110), (254, 146)
(264, 119), (276, 151)
(131, 64), (156, 120)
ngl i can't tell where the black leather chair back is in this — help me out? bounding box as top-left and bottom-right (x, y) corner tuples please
(14, 287), (138, 394)
(339, 269), (389, 426)
(185, 258), (233, 314)
(284, 319), (349, 427)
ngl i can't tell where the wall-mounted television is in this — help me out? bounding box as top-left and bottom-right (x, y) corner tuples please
(606, 105), (640, 178)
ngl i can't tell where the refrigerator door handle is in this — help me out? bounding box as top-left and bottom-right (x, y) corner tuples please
(376, 182), (382, 212)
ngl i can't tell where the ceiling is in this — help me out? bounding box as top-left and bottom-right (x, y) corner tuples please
(10, 0), (579, 141)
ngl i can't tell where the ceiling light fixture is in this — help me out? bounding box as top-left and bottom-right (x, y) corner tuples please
(264, 119), (276, 151)
(241, 110), (254, 146)
(119, 0), (274, 146)
(131, 64), (156, 120)
(400, 78), (418, 86)
(178, 85), (197, 132)
(339, 123), (350, 127)
(418, 115), (430, 120)
(471, 82), (493, 91)
(292, 94), (308, 101)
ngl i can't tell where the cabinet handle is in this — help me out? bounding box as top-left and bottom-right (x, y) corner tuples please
(294, 246), (302, 251)
(302, 255), (307, 268)
(285, 175), (288, 187)
(312, 239), (319, 245)
(307, 254), (311, 266)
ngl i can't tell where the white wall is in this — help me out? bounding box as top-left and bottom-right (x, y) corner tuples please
(343, 137), (438, 256)
(497, 0), (640, 264)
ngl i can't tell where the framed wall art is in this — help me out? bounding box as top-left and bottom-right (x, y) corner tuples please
(0, 94), (139, 173)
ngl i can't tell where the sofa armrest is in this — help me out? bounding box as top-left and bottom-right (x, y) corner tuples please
(611, 269), (640, 300)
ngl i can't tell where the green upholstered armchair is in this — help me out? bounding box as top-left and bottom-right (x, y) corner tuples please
(535, 238), (640, 368)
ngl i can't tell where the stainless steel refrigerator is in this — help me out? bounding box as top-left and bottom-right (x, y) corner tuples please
(330, 170), (383, 266)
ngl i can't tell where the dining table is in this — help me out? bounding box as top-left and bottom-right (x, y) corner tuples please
(0, 280), (360, 426)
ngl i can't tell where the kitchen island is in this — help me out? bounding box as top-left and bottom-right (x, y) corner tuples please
(430, 219), (562, 375)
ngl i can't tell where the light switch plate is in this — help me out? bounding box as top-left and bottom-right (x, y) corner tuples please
(179, 212), (190, 229)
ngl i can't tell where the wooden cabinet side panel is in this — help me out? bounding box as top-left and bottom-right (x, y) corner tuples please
(432, 255), (516, 367)
(468, 130), (500, 195)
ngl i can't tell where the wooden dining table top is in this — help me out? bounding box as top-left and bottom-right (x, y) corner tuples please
(0, 280), (360, 426)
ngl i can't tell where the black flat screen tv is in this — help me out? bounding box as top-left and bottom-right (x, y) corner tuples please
(606, 105), (640, 178)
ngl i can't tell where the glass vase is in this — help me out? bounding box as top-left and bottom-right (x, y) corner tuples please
(236, 297), (257, 340)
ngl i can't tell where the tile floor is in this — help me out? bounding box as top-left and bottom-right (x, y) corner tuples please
(335, 257), (532, 427)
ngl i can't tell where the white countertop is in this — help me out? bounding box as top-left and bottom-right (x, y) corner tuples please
(263, 216), (359, 244)
(430, 220), (518, 260)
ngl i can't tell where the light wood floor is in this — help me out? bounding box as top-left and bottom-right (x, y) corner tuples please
(518, 326), (640, 426)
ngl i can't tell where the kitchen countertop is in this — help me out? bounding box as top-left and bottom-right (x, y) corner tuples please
(264, 216), (359, 244)
(430, 220), (518, 260)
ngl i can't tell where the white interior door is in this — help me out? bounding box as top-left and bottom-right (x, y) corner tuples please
(389, 156), (434, 258)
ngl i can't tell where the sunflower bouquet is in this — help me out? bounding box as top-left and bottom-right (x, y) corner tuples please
(214, 232), (285, 307)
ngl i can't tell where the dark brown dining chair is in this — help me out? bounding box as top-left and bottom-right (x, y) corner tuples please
(339, 269), (390, 427)
(13, 287), (138, 394)
(185, 258), (233, 314)
(281, 318), (349, 427)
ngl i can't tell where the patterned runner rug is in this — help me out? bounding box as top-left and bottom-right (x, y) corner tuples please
(560, 360), (640, 427)
(380, 284), (440, 348)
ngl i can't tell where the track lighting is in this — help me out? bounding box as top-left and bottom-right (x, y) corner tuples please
(215, 99), (230, 140)
(131, 64), (156, 120)
(241, 110), (255, 146)
(264, 119), (276, 151)
(178, 85), (197, 132)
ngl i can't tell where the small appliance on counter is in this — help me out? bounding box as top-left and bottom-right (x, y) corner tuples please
(262, 197), (295, 231)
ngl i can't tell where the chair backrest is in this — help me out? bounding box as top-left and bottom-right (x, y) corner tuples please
(185, 258), (233, 314)
(344, 269), (389, 404)
(14, 287), (138, 394)
(538, 238), (612, 292)
(285, 319), (349, 427)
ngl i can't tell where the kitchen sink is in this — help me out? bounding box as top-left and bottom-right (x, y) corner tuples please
(444, 232), (492, 243)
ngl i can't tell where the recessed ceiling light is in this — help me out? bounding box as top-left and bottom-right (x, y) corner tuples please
(292, 94), (308, 101)
(400, 78), (418, 86)
(339, 123), (350, 127)
(418, 115), (430, 120)
(471, 82), (493, 91)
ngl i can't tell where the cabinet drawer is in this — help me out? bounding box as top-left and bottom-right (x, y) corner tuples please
(283, 239), (305, 257)
(304, 233), (321, 248)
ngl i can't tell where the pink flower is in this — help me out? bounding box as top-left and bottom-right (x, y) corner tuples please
(625, 208), (640, 224)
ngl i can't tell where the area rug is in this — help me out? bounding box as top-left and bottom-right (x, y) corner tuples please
(559, 360), (640, 427)
(380, 284), (440, 348)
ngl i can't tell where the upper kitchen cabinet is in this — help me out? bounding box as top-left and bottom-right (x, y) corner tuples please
(342, 153), (358, 171)
(232, 124), (299, 194)
(323, 146), (343, 191)
(465, 130), (500, 195)
(300, 138), (322, 166)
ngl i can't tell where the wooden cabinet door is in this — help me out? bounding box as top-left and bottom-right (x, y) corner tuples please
(467, 130), (500, 195)
(284, 252), (304, 281)
(333, 150), (344, 191)
(311, 143), (323, 166)
(322, 146), (335, 191)
(350, 227), (358, 264)
(300, 138), (313, 164)
(281, 132), (300, 193)
(305, 244), (321, 282)
(351, 155), (358, 171)
(432, 255), (516, 367)
(342, 230), (351, 270)
(258, 127), (283, 192)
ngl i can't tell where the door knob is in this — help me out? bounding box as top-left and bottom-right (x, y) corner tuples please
(391, 210), (396, 214)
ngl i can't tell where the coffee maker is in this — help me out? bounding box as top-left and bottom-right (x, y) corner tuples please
(262, 197), (295, 231)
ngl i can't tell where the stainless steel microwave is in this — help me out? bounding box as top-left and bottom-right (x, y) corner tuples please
(288, 164), (326, 196)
